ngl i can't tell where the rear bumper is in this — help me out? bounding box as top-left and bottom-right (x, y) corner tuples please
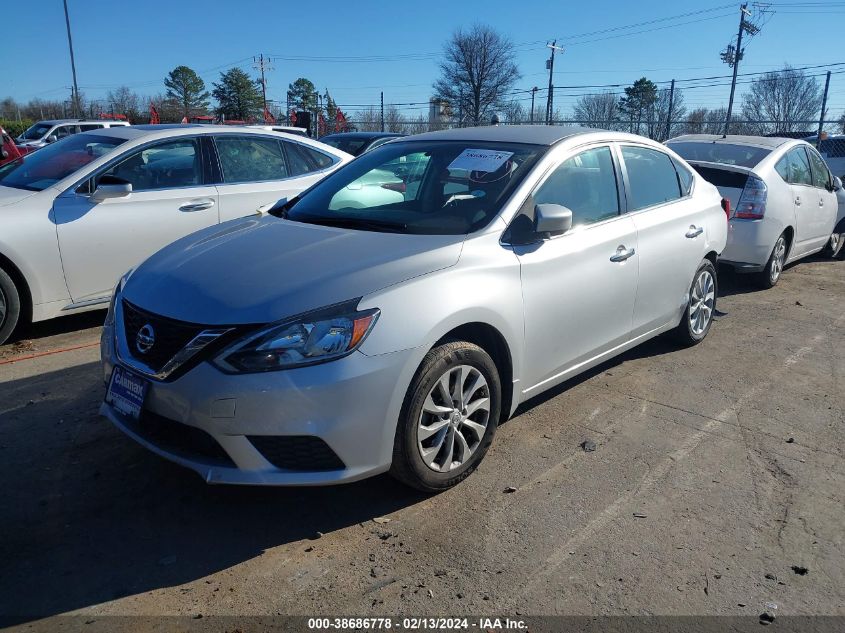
(721, 218), (782, 268)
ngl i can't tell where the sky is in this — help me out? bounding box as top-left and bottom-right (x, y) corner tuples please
(2, 0), (844, 121)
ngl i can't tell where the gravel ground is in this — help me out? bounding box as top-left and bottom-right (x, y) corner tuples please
(1, 257), (843, 629)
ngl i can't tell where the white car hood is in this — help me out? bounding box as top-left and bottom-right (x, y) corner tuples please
(0, 186), (39, 207)
(122, 215), (465, 325)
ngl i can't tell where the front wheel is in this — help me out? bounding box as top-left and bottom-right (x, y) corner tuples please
(674, 259), (717, 346)
(390, 341), (501, 492)
(0, 267), (22, 346)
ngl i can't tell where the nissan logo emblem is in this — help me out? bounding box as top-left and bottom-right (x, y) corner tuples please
(136, 324), (155, 354)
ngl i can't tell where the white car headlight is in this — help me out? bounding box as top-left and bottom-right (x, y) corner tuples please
(212, 301), (379, 373)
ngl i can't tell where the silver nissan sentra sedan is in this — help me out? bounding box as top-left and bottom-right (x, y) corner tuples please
(100, 125), (728, 491)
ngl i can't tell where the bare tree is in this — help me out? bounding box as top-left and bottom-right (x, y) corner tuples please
(573, 91), (620, 129)
(384, 104), (405, 132)
(839, 112), (845, 134)
(352, 107), (381, 132)
(741, 65), (822, 135)
(500, 100), (527, 124)
(646, 87), (687, 141)
(433, 24), (521, 126)
(106, 86), (142, 121)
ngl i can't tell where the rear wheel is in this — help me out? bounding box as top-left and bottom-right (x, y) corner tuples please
(0, 267), (22, 345)
(674, 259), (717, 346)
(823, 231), (844, 258)
(390, 341), (501, 492)
(755, 233), (788, 289)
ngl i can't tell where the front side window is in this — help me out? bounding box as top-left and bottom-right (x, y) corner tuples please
(0, 133), (126, 191)
(99, 138), (202, 191)
(806, 147), (831, 189)
(533, 146), (620, 226)
(216, 136), (288, 183)
(621, 145), (682, 211)
(786, 147), (813, 186)
(283, 141), (545, 235)
(54, 125), (78, 140)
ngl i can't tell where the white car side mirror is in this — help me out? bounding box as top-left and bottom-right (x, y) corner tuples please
(92, 176), (132, 202)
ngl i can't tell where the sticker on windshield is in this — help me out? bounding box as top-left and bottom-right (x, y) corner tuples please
(448, 149), (514, 173)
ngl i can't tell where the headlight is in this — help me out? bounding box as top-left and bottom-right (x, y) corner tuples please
(105, 269), (133, 327)
(212, 301), (379, 373)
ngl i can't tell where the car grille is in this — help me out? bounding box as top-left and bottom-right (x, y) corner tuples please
(128, 409), (235, 467)
(247, 436), (346, 471)
(122, 300), (207, 372)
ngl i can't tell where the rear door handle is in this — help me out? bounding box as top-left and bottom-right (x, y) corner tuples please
(819, 198), (824, 207)
(685, 225), (704, 238)
(610, 245), (636, 262)
(795, 196), (801, 206)
(179, 199), (215, 212)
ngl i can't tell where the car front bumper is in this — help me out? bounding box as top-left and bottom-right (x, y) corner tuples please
(100, 323), (418, 485)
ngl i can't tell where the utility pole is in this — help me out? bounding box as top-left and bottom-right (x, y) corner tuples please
(380, 92), (385, 132)
(722, 3), (759, 136)
(665, 79), (675, 141)
(816, 70), (831, 149)
(545, 41), (564, 125)
(62, 0), (80, 118)
(530, 87), (538, 124)
(253, 54), (274, 118)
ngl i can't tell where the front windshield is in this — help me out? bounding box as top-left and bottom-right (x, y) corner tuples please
(19, 123), (53, 141)
(0, 133), (126, 191)
(667, 141), (772, 168)
(284, 140), (545, 235)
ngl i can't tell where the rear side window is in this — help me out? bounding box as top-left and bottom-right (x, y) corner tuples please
(672, 158), (694, 195)
(533, 146), (620, 226)
(785, 147), (812, 186)
(621, 146), (681, 211)
(216, 136), (288, 183)
(288, 142), (334, 171)
(806, 147), (831, 189)
(80, 124), (101, 132)
(284, 141), (316, 176)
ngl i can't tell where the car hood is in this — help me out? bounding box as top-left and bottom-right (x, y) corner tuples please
(122, 215), (465, 325)
(0, 186), (39, 207)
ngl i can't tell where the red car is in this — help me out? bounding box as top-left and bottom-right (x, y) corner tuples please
(0, 127), (24, 167)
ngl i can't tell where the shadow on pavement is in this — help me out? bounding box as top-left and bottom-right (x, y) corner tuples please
(0, 361), (427, 624)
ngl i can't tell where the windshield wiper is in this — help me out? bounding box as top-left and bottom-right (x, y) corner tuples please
(293, 215), (408, 233)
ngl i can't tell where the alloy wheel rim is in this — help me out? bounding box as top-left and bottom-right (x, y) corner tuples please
(0, 286), (6, 327)
(689, 269), (715, 336)
(417, 364), (490, 472)
(771, 237), (786, 283)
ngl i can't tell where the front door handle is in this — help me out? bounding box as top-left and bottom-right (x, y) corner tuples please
(179, 199), (215, 212)
(610, 245), (636, 262)
(819, 198), (824, 207)
(685, 225), (704, 238)
(795, 196), (802, 206)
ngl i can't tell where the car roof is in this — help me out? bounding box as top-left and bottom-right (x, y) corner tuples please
(400, 125), (602, 146)
(667, 134), (797, 149)
(34, 119), (127, 125)
(320, 132), (405, 140)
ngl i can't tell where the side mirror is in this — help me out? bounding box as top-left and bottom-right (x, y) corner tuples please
(534, 203), (573, 236)
(46, 135), (58, 143)
(92, 175), (132, 201)
(833, 176), (842, 192)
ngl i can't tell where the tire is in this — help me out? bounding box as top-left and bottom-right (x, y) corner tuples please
(674, 259), (718, 346)
(822, 232), (845, 258)
(390, 341), (501, 492)
(0, 267), (22, 346)
(755, 232), (789, 289)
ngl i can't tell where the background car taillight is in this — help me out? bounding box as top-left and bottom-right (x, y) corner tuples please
(733, 176), (767, 220)
(721, 197), (731, 219)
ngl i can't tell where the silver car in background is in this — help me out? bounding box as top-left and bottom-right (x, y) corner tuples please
(100, 126), (727, 491)
(667, 135), (843, 288)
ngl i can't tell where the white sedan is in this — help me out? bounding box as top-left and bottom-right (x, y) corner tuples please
(667, 134), (843, 288)
(0, 125), (351, 343)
